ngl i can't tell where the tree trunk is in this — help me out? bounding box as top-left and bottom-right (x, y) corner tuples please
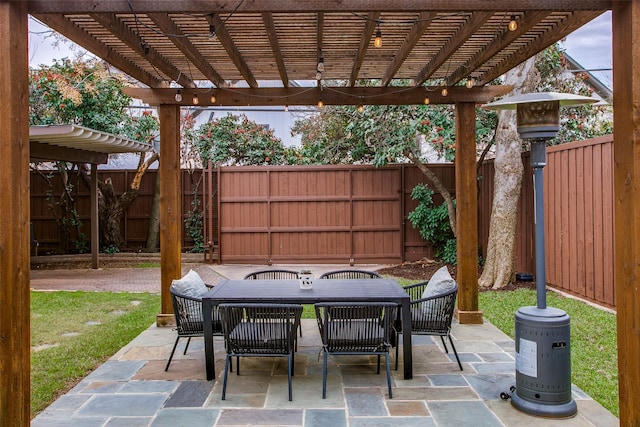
(146, 169), (161, 251)
(478, 57), (539, 289)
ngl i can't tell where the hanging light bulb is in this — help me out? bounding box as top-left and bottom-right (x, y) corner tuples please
(284, 105), (289, 112)
(441, 87), (448, 97)
(210, 93), (217, 104)
(175, 89), (183, 102)
(192, 93), (199, 105)
(317, 56), (325, 73)
(424, 97), (430, 105)
(317, 99), (324, 108)
(508, 15), (518, 31)
(316, 71), (322, 81)
(357, 104), (364, 113)
(374, 24), (382, 48)
(466, 78), (474, 89)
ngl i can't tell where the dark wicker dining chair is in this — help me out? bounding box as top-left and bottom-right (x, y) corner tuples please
(318, 269), (382, 279)
(166, 284), (222, 371)
(243, 269), (299, 280)
(218, 303), (303, 402)
(395, 281), (462, 371)
(315, 302), (397, 399)
(242, 269), (303, 339)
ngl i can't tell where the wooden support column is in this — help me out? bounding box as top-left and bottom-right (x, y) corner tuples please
(157, 104), (182, 326)
(91, 164), (99, 269)
(455, 102), (482, 324)
(612, 3), (640, 425)
(0, 2), (30, 425)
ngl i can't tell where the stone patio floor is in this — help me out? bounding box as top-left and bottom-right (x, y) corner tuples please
(29, 263), (619, 427)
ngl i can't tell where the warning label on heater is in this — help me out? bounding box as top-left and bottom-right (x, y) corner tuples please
(516, 338), (537, 377)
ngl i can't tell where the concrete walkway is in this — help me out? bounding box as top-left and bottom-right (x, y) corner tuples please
(30, 263), (618, 427)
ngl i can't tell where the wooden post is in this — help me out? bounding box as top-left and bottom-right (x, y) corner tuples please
(91, 163), (99, 269)
(157, 104), (182, 325)
(612, 3), (640, 425)
(455, 102), (482, 324)
(0, 2), (30, 425)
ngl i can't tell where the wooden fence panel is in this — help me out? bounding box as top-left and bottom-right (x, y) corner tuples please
(544, 136), (615, 308)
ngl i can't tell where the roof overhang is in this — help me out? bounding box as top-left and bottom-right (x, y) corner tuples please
(29, 124), (155, 164)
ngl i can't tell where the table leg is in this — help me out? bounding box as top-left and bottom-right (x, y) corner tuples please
(401, 298), (412, 379)
(202, 298), (215, 381)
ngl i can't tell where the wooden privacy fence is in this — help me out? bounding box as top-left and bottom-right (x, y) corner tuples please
(215, 164), (454, 264)
(29, 135), (615, 308)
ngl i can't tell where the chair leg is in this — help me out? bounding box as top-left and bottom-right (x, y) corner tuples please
(183, 337), (192, 355)
(322, 351), (328, 399)
(287, 354), (293, 401)
(222, 355), (231, 400)
(394, 334), (400, 371)
(440, 335), (449, 353)
(448, 335), (463, 371)
(376, 354), (381, 374)
(236, 356), (240, 375)
(165, 336), (180, 371)
(384, 353), (393, 399)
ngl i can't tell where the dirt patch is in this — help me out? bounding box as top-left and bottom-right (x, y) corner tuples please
(377, 259), (537, 291)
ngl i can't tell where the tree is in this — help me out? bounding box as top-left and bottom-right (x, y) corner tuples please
(188, 113), (294, 166)
(29, 58), (159, 252)
(479, 44), (612, 288)
(291, 96), (496, 241)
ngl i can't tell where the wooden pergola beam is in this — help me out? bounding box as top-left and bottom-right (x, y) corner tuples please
(262, 12), (289, 88)
(26, 0), (613, 14)
(415, 11), (493, 86)
(477, 10), (604, 85)
(381, 11), (435, 87)
(349, 12), (379, 87)
(147, 13), (227, 88)
(32, 14), (163, 88)
(208, 13), (258, 88)
(90, 13), (194, 87)
(612, 2), (640, 425)
(123, 85), (513, 106)
(0, 2), (30, 424)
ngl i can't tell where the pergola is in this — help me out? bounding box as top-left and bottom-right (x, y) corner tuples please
(1, 1), (637, 425)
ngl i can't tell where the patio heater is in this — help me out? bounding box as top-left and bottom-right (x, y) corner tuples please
(483, 92), (597, 418)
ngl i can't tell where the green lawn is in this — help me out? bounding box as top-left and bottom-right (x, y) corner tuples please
(30, 291), (160, 416)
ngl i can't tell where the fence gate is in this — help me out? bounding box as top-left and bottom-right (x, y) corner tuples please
(217, 164), (404, 264)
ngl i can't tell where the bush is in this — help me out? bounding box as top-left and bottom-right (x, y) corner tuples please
(407, 184), (456, 264)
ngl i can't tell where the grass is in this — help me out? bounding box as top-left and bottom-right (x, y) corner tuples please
(30, 291), (160, 417)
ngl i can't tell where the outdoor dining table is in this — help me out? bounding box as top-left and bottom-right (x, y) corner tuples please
(202, 277), (413, 380)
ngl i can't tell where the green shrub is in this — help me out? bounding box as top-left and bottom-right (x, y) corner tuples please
(407, 184), (457, 264)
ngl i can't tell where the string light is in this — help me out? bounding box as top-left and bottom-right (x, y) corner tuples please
(317, 99), (324, 108)
(210, 93), (217, 103)
(284, 105), (289, 112)
(508, 15), (518, 31)
(317, 56), (325, 73)
(316, 71), (322, 81)
(192, 93), (199, 105)
(424, 97), (430, 105)
(209, 24), (215, 37)
(466, 78), (474, 89)
(174, 89), (182, 102)
(374, 21), (382, 48)
(357, 104), (364, 113)
(441, 87), (448, 97)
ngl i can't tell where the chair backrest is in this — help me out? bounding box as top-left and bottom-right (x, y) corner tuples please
(219, 303), (302, 355)
(170, 284), (222, 335)
(318, 269), (382, 279)
(405, 281), (458, 334)
(315, 302), (397, 353)
(243, 269), (299, 280)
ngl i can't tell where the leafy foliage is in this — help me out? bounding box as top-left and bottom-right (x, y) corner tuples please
(407, 184), (457, 264)
(189, 113), (291, 166)
(29, 58), (132, 134)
